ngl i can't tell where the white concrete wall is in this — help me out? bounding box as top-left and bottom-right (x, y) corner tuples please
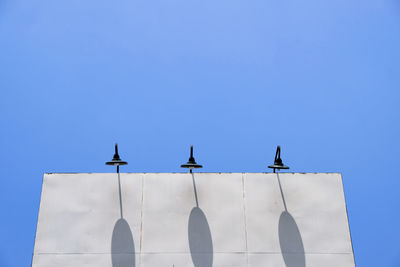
(32, 173), (355, 267)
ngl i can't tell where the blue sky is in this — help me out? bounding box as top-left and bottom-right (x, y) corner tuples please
(1, 0), (399, 266)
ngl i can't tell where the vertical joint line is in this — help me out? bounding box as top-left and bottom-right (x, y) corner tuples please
(139, 174), (145, 267)
(242, 173), (249, 267)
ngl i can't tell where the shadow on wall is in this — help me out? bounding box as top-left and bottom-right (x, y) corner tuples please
(278, 211), (305, 267)
(188, 207), (213, 267)
(111, 218), (135, 267)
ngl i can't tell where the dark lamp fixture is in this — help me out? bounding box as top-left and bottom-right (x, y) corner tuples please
(181, 145), (202, 173)
(268, 145), (289, 173)
(106, 143), (127, 173)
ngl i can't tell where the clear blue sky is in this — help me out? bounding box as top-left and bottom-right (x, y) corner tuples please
(0, 0), (399, 266)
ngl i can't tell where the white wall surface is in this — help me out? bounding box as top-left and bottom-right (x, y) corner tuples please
(32, 173), (355, 267)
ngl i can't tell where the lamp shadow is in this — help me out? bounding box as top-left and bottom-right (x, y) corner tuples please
(188, 174), (213, 267)
(111, 218), (135, 267)
(188, 207), (213, 267)
(111, 173), (135, 267)
(278, 211), (305, 267)
(277, 173), (305, 267)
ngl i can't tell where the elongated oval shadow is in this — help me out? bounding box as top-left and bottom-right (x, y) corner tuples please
(111, 218), (135, 267)
(278, 211), (305, 267)
(188, 207), (213, 267)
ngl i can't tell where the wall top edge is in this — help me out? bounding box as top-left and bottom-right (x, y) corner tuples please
(44, 172), (342, 175)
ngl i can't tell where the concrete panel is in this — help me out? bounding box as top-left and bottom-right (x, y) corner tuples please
(32, 173), (355, 267)
(34, 173), (143, 255)
(141, 173), (246, 254)
(140, 253), (247, 267)
(248, 253), (355, 267)
(32, 254), (125, 267)
(244, 173), (353, 255)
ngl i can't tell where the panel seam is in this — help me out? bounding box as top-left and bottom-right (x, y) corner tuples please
(139, 174), (145, 267)
(242, 173), (249, 267)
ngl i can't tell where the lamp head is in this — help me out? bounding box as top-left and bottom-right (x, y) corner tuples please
(106, 143), (128, 166)
(181, 145), (202, 172)
(268, 146), (289, 172)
